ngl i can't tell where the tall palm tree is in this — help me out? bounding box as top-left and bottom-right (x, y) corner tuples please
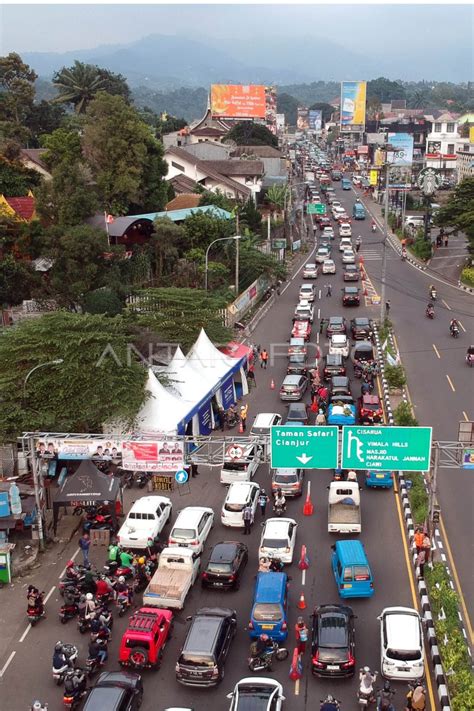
(52, 61), (107, 113)
(409, 90), (430, 110)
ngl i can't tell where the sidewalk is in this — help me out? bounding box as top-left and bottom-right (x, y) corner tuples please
(360, 190), (472, 292)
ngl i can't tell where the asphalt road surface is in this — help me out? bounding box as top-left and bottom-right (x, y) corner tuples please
(0, 192), (439, 710)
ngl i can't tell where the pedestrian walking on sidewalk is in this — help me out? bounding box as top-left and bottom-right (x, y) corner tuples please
(355, 236), (361, 252)
(78, 533), (91, 568)
(417, 548), (426, 579)
(325, 283), (332, 297)
(385, 300), (391, 316)
(247, 363), (256, 388)
(240, 403), (248, 431)
(260, 349), (268, 369)
(444, 235), (449, 248)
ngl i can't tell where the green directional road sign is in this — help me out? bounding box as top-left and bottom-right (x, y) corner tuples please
(271, 425), (339, 469)
(341, 426), (432, 472)
(307, 202), (326, 215)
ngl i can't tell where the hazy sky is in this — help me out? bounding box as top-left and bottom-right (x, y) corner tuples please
(1, 4), (472, 57)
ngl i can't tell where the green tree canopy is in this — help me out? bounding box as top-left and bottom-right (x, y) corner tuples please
(0, 312), (147, 440)
(52, 61), (108, 114)
(276, 92), (299, 126)
(367, 77), (406, 103)
(435, 177), (474, 253)
(198, 189), (236, 212)
(224, 121), (278, 147)
(0, 254), (39, 306)
(182, 211), (235, 250)
(0, 157), (41, 195)
(24, 101), (66, 146)
(0, 52), (37, 142)
(147, 217), (184, 281)
(308, 102), (334, 123)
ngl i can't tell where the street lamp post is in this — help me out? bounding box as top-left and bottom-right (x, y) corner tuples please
(23, 359), (63, 551)
(204, 235), (241, 292)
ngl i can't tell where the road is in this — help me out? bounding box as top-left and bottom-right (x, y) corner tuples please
(0, 188), (437, 710)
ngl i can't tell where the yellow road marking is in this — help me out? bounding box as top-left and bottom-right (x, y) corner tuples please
(446, 374), (456, 392)
(463, 411), (469, 422)
(458, 320), (466, 332)
(439, 515), (474, 645)
(442, 299), (451, 311)
(432, 344), (441, 359)
(393, 485), (437, 711)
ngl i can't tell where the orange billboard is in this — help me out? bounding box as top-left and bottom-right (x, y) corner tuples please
(211, 84), (266, 118)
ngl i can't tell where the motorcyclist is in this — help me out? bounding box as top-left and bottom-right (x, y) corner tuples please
(253, 634), (273, 659)
(315, 408), (326, 425)
(64, 667), (87, 699)
(426, 302), (434, 317)
(27, 585), (43, 614)
(258, 557), (271, 573)
(467, 346), (474, 364)
(429, 284), (437, 299)
(52, 642), (69, 673)
(450, 318), (459, 333)
(347, 470), (358, 482)
(119, 548), (134, 569)
(406, 684), (426, 710)
(65, 560), (81, 581)
(359, 666), (377, 698)
(356, 236), (362, 248)
(88, 637), (108, 665)
(63, 586), (80, 608)
(273, 488), (286, 513)
(135, 557), (150, 588)
(31, 701), (48, 711)
(371, 220), (376, 232)
(84, 592), (97, 620)
(95, 575), (113, 601)
(90, 612), (111, 641)
(378, 680), (396, 711)
(115, 575), (133, 605)
(401, 246), (407, 260)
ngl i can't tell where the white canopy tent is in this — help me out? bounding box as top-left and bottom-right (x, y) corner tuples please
(134, 369), (193, 436)
(186, 329), (248, 397)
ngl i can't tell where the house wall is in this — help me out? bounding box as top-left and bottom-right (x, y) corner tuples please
(183, 143), (230, 160)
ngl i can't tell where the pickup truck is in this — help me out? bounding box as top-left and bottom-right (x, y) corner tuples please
(328, 481), (361, 534)
(142, 547), (200, 610)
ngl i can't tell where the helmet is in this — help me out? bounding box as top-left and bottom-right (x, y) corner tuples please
(66, 560), (74, 568)
(383, 680), (391, 692)
(138, 557), (145, 565)
(86, 593), (93, 601)
(54, 641), (63, 652)
(259, 634), (269, 641)
(277, 488), (282, 495)
(363, 665), (371, 673)
(65, 668), (75, 679)
(32, 702), (43, 711)
(118, 576), (125, 583)
(260, 489), (265, 494)
(319, 408), (324, 414)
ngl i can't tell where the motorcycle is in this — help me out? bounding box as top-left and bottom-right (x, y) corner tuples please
(102, 562), (134, 580)
(405, 682), (426, 711)
(466, 351), (474, 367)
(52, 644), (79, 685)
(116, 591), (132, 617)
(86, 641), (108, 678)
(320, 695), (341, 711)
(377, 686), (396, 711)
(401, 249), (407, 261)
(122, 470), (135, 489)
(135, 471), (152, 489)
(77, 616), (92, 635)
(357, 668), (378, 709)
(63, 683), (87, 710)
(59, 599), (80, 624)
(27, 595), (46, 626)
(273, 502), (286, 517)
(372, 223), (377, 232)
(430, 289), (437, 301)
(248, 640), (289, 672)
(225, 411), (239, 428)
(450, 325), (459, 338)
(426, 307), (434, 319)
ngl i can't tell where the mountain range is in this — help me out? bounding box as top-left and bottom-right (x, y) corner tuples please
(23, 32), (470, 90)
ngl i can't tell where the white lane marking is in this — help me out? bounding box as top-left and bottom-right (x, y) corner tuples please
(19, 624), (31, 643)
(0, 651), (16, 678)
(58, 546), (80, 580)
(294, 678), (300, 695)
(463, 411), (469, 422)
(442, 299), (451, 311)
(44, 585), (56, 604)
(446, 375), (456, 392)
(458, 320), (466, 332)
(432, 344), (441, 359)
(316, 332), (320, 344)
(318, 289), (321, 299)
(317, 308), (320, 319)
(302, 569), (306, 586)
(282, 242), (317, 294)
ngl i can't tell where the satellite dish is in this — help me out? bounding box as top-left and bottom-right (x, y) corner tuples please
(224, 139), (238, 152)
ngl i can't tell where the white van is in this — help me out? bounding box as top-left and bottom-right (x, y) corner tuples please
(168, 506), (214, 555)
(221, 481), (260, 527)
(378, 606), (424, 681)
(329, 334), (349, 358)
(220, 443), (262, 484)
(117, 495), (172, 550)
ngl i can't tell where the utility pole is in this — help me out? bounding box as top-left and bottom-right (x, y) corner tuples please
(380, 159), (390, 323)
(29, 435), (45, 551)
(428, 442), (440, 537)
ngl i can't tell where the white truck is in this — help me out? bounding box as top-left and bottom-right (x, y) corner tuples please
(328, 481), (361, 534)
(142, 547), (200, 610)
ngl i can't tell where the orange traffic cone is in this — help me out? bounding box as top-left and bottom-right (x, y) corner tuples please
(238, 419), (243, 434)
(297, 592), (307, 610)
(270, 378), (275, 390)
(303, 493), (314, 516)
(363, 284), (368, 297)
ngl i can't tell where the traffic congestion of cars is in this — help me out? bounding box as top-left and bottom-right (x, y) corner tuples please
(14, 139), (431, 711)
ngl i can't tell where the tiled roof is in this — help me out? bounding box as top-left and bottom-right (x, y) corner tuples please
(231, 145), (281, 158)
(190, 127), (227, 136)
(201, 160), (264, 176)
(391, 100), (407, 110)
(166, 193), (201, 211)
(169, 174), (199, 194)
(166, 146), (250, 197)
(4, 195), (36, 221)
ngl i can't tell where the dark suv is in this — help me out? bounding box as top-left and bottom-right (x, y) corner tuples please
(311, 604), (356, 678)
(82, 671), (143, 711)
(201, 542), (248, 590)
(176, 607), (237, 686)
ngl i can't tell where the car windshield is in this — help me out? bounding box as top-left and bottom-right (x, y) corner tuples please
(289, 355), (305, 363)
(179, 653), (214, 667)
(387, 647), (422, 662)
(223, 462), (248, 471)
(252, 603), (283, 621)
(207, 562), (233, 573)
(362, 401), (380, 411)
(224, 502), (246, 512)
(262, 537), (287, 549)
(355, 318), (369, 326)
(345, 288), (358, 294)
(320, 615), (349, 647)
(330, 318), (343, 325)
(275, 473), (298, 484)
(235, 683), (275, 707)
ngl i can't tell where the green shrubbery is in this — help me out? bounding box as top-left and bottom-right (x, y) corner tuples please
(405, 471), (427, 524)
(385, 363), (406, 389)
(460, 266), (474, 287)
(425, 564), (474, 711)
(394, 401), (418, 426)
(410, 235), (432, 261)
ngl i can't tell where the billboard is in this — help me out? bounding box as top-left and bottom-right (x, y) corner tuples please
(388, 132), (414, 166)
(265, 85), (277, 134)
(297, 107), (309, 130)
(340, 81), (367, 129)
(122, 440), (184, 473)
(309, 109), (322, 131)
(210, 84), (266, 118)
(369, 169), (379, 186)
(276, 113), (285, 132)
(470, 126), (474, 144)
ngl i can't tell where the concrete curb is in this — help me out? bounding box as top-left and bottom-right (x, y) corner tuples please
(398, 476), (451, 711)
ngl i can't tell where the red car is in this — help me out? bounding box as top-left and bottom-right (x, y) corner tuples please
(119, 607), (173, 670)
(292, 318), (312, 341)
(358, 394), (384, 424)
(319, 217), (331, 229)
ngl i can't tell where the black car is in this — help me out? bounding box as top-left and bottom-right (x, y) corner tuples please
(351, 317), (373, 341)
(311, 604), (356, 678)
(285, 402), (310, 425)
(342, 286), (361, 306)
(202, 542), (248, 590)
(82, 671), (143, 711)
(326, 316), (347, 337)
(176, 607), (237, 686)
(343, 264), (360, 282)
(287, 353), (308, 376)
(329, 376), (351, 397)
(323, 354), (346, 381)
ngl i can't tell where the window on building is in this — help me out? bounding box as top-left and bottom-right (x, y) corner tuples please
(446, 123), (455, 133)
(434, 122), (442, 132)
(171, 161), (185, 171)
(447, 144), (455, 154)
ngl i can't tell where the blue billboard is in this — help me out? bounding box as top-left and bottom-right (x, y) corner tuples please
(309, 109), (322, 131)
(388, 133), (414, 166)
